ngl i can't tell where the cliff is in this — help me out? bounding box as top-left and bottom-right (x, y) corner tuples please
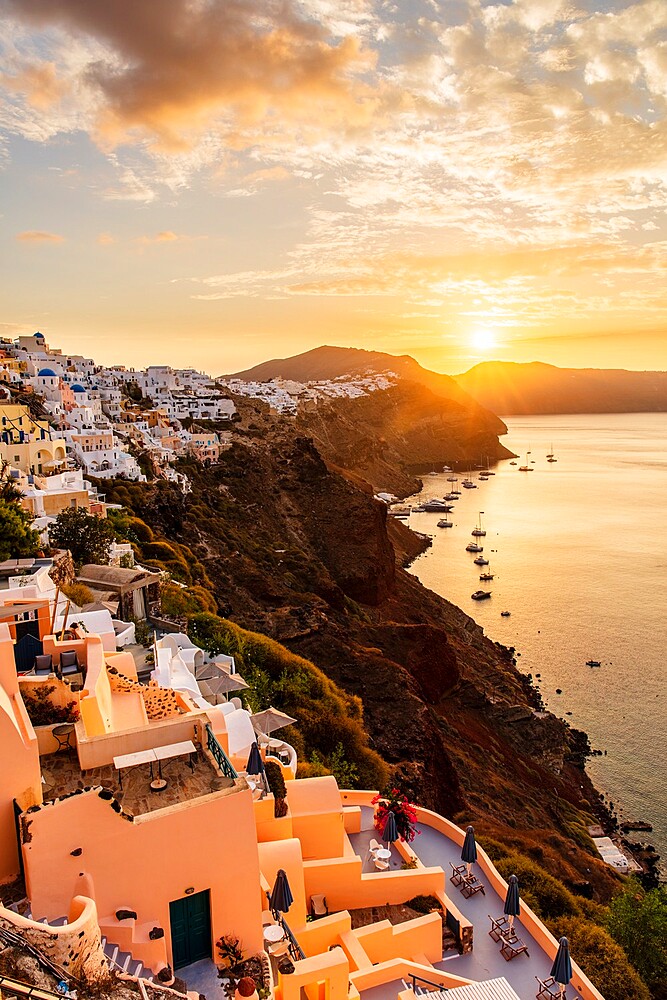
(456, 361), (667, 414)
(230, 346), (513, 494)
(104, 396), (619, 901)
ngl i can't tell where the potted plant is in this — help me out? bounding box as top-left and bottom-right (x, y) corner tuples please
(264, 760), (288, 818)
(235, 977), (258, 1000)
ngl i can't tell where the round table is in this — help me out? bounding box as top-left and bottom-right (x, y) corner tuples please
(53, 724), (75, 753)
(263, 923), (285, 943)
(375, 848), (392, 860)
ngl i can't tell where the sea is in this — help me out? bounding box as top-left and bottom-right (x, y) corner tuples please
(407, 413), (667, 876)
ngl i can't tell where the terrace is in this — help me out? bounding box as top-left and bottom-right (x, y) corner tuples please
(39, 744), (237, 817)
(341, 799), (602, 1000)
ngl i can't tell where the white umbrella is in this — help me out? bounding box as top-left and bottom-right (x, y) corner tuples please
(251, 707), (297, 735)
(196, 663), (249, 696)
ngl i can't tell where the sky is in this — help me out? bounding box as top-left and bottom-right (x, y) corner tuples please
(0, 0), (666, 376)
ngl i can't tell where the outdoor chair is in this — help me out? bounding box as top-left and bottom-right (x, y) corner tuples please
(374, 857), (390, 871)
(230, 697), (242, 710)
(536, 977), (562, 999)
(310, 894), (328, 919)
(369, 838), (382, 853)
(488, 914), (511, 942)
(59, 650), (81, 678)
(500, 935), (529, 961)
(268, 939), (290, 959)
(449, 862), (467, 886)
(33, 654), (53, 677)
(461, 875), (485, 898)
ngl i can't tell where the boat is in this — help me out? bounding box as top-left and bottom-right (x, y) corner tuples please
(390, 505), (411, 518)
(501, 610), (511, 617)
(447, 476), (458, 482)
(444, 492), (458, 500)
(471, 512), (486, 537)
(479, 569), (494, 580)
(586, 660), (602, 667)
(473, 555), (489, 565)
(472, 587), (491, 601)
(548, 457), (557, 463)
(462, 479), (477, 489)
(509, 461), (517, 466)
(437, 518), (453, 528)
(466, 541), (483, 553)
(422, 499), (454, 512)
(546, 444), (554, 458)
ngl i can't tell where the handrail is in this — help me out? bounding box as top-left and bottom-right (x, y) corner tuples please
(205, 723), (238, 779)
(409, 973), (449, 994)
(279, 916), (306, 963)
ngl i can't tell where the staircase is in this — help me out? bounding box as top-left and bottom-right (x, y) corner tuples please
(4, 899), (153, 984)
(100, 935), (153, 982)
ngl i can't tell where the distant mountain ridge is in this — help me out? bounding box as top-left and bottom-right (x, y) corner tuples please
(455, 361), (667, 414)
(229, 345), (472, 405)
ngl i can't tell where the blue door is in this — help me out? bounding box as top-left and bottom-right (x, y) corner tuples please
(169, 890), (211, 969)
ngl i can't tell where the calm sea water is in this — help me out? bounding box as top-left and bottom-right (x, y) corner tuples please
(408, 413), (667, 874)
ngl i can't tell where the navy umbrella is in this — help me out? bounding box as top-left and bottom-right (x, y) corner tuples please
(461, 825), (477, 874)
(269, 869), (294, 918)
(382, 810), (399, 847)
(246, 741), (264, 777)
(503, 874), (520, 931)
(551, 936), (572, 993)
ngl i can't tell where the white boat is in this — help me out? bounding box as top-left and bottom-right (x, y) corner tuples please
(462, 480), (477, 489)
(473, 555), (489, 566)
(466, 541), (483, 553)
(444, 492), (458, 501)
(447, 476), (458, 482)
(471, 512), (486, 537)
(437, 518), (453, 528)
(422, 499), (454, 512)
(471, 590), (491, 601)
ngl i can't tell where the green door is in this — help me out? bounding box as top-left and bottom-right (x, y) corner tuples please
(169, 890), (212, 969)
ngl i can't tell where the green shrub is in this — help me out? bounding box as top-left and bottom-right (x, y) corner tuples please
(607, 878), (667, 992)
(493, 852), (581, 920)
(21, 685), (78, 726)
(551, 916), (651, 1000)
(187, 612), (388, 790)
(62, 582), (95, 608)
(264, 760), (287, 800)
(405, 895), (440, 913)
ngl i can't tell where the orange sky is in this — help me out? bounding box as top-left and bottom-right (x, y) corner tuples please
(1, 0), (666, 375)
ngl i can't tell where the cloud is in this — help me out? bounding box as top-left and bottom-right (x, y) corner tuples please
(96, 232), (115, 245)
(15, 230), (65, 243)
(3, 0), (375, 151)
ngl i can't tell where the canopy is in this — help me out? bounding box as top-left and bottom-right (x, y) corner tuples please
(269, 869), (294, 917)
(246, 742), (265, 777)
(503, 874), (520, 917)
(461, 826), (478, 865)
(383, 810), (399, 845)
(251, 707), (297, 735)
(197, 663), (249, 696)
(550, 937), (572, 986)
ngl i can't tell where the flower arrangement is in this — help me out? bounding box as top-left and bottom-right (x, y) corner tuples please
(372, 787), (419, 843)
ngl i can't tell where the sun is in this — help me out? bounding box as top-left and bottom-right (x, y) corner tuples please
(470, 328), (496, 351)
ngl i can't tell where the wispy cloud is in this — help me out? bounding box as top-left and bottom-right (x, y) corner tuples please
(16, 230), (64, 243)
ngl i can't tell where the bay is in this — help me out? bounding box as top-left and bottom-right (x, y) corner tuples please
(408, 413), (667, 875)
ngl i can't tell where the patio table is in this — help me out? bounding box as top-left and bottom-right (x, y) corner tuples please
(263, 924), (285, 943)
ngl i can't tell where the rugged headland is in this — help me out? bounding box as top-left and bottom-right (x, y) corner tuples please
(456, 361), (667, 414)
(107, 394), (621, 902)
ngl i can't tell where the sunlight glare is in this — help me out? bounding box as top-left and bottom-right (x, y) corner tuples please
(471, 328), (496, 351)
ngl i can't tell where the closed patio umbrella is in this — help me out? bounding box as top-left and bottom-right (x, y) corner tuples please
(269, 868), (294, 919)
(246, 741), (264, 777)
(551, 936), (572, 996)
(251, 707), (297, 736)
(503, 874), (520, 931)
(461, 825), (477, 876)
(382, 810), (399, 847)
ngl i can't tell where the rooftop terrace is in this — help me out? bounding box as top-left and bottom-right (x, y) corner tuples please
(40, 748), (236, 817)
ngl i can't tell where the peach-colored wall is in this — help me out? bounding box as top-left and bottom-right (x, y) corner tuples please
(352, 958), (475, 993)
(22, 784), (263, 972)
(75, 709), (208, 770)
(354, 913), (442, 966)
(254, 795), (294, 844)
(0, 630), (42, 879)
(302, 855), (445, 913)
(276, 947), (349, 1000)
(257, 838), (308, 930)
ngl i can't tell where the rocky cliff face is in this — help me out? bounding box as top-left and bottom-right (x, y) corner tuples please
(107, 396), (617, 898)
(297, 382), (514, 497)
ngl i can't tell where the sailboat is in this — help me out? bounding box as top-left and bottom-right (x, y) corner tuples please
(518, 451), (533, 471)
(471, 512), (486, 537)
(547, 443), (557, 463)
(466, 540), (483, 553)
(479, 565), (494, 581)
